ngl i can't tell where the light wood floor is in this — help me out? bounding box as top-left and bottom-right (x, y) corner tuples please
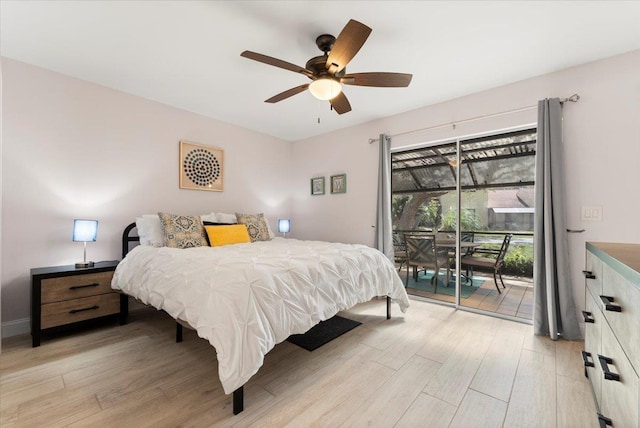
(1, 299), (597, 427)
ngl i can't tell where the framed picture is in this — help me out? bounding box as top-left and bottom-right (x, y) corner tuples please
(310, 177), (325, 195)
(330, 174), (347, 194)
(179, 140), (224, 192)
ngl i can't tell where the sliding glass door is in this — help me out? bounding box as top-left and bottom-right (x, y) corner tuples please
(391, 128), (536, 321)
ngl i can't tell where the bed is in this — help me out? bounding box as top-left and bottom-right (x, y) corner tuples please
(113, 221), (409, 414)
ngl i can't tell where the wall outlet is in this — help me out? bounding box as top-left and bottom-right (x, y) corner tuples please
(581, 206), (602, 221)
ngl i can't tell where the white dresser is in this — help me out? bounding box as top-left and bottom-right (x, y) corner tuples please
(583, 242), (640, 428)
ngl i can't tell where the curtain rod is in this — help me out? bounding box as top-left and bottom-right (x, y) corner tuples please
(368, 93), (580, 144)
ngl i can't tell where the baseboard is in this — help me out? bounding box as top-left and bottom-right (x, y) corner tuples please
(2, 317), (30, 338)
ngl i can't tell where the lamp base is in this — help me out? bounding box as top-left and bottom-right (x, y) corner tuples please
(75, 261), (94, 269)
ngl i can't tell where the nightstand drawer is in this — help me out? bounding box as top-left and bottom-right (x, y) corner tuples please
(41, 271), (114, 303)
(41, 293), (120, 329)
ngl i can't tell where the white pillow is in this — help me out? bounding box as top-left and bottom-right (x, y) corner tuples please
(215, 212), (238, 224)
(210, 212), (274, 237)
(135, 215), (163, 247)
(200, 213), (218, 223)
(264, 216), (275, 239)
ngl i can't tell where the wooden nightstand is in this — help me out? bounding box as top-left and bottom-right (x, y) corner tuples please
(31, 261), (128, 347)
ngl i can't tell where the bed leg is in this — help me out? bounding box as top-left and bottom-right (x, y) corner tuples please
(233, 386), (244, 415)
(386, 296), (391, 320)
(176, 323), (183, 343)
(119, 294), (129, 325)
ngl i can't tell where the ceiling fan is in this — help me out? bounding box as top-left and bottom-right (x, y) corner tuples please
(240, 19), (412, 115)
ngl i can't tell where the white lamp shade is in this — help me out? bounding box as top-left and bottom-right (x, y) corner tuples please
(278, 219), (291, 234)
(309, 78), (342, 100)
(73, 219), (98, 242)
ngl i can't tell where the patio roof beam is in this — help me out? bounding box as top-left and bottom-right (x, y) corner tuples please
(391, 128), (536, 160)
(432, 147), (458, 182)
(392, 180), (536, 195)
(408, 169), (423, 189)
(461, 141), (536, 157)
(461, 150), (536, 164)
(459, 127), (536, 145)
(466, 162), (479, 186)
(391, 128), (536, 159)
(392, 150), (453, 165)
(392, 150), (535, 173)
(391, 140), (535, 166)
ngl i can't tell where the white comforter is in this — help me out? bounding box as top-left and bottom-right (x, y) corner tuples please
(111, 237), (409, 394)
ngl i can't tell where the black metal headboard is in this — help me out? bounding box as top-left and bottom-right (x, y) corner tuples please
(122, 222), (139, 259)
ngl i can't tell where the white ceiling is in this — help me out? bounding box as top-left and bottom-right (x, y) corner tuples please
(2, 1), (640, 141)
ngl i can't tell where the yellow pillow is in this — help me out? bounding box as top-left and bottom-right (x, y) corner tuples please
(205, 224), (251, 247)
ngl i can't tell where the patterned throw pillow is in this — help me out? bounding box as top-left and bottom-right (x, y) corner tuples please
(235, 213), (271, 242)
(158, 213), (209, 248)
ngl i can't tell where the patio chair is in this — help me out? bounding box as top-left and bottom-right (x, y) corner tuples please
(461, 233), (512, 293)
(404, 235), (451, 293)
(461, 231), (475, 256)
(393, 232), (407, 273)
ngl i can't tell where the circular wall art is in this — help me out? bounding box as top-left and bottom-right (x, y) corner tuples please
(179, 141), (224, 191)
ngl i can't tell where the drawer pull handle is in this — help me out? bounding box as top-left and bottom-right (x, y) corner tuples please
(581, 350), (595, 368)
(597, 355), (621, 381)
(597, 413), (613, 427)
(69, 305), (99, 314)
(582, 270), (596, 279)
(69, 283), (100, 290)
(581, 311), (595, 323)
(599, 295), (622, 312)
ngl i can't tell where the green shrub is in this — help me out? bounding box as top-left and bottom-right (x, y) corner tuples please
(463, 242), (534, 277)
(502, 245), (534, 277)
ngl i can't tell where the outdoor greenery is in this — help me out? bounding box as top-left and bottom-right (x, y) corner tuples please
(422, 199), (441, 229)
(393, 196), (484, 232)
(392, 195), (442, 230)
(503, 244), (534, 277)
(391, 195), (410, 226)
(440, 207), (483, 232)
(473, 242), (534, 277)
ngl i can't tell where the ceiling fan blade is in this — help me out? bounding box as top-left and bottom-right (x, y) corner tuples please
(326, 20), (372, 74)
(330, 92), (352, 114)
(265, 84), (310, 103)
(341, 72), (413, 87)
(241, 51), (312, 77)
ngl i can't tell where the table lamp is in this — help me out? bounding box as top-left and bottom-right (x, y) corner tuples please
(278, 219), (291, 237)
(73, 219), (98, 268)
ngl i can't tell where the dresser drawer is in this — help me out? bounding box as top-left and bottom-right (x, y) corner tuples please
(584, 289), (603, 408)
(41, 271), (114, 304)
(585, 250), (603, 301)
(599, 321), (639, 428)
(602, 263), (640, 374)
(41, 293), (120, 329)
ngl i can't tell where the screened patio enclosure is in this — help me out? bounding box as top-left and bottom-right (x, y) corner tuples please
(392, 128), (536, 196)
(392, 128), (536, 321)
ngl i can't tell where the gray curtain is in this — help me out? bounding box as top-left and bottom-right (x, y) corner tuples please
(534, 98), (580, 340)
(375, 134), (394, 261)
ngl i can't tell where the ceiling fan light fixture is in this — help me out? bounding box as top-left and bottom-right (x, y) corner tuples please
(309, 78), (342, 100)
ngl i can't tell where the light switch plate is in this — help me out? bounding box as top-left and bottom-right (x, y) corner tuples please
(581, 206), (602, 221)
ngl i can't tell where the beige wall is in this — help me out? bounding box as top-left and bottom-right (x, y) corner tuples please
(291, 49), (640, 329)
(1, 59), (292, 333)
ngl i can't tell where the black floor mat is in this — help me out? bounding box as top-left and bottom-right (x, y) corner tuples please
(287, 315), (362, 351)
